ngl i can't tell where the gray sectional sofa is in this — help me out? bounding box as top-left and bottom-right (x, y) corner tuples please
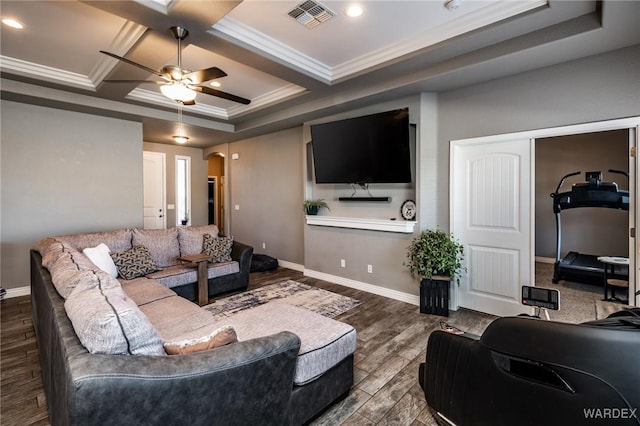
(31, 225), (356, 425)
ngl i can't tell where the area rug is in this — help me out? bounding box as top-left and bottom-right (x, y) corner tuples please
(204, 280), (362, 321)
(595, 299), (632, 320)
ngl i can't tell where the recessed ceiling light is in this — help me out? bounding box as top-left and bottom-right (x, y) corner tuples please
(345, 5), (363, 18)
(444, 0), (462, 11)
(210, 81), (221, 87)
(2, 18), (24, 29)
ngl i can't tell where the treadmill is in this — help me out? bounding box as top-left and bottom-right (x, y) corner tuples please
(551, 170), (629, 284)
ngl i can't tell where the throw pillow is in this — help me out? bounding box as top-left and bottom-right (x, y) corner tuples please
(202, 234), (234, 262)
(164, 325), (238, 355)
(83, 243), (118, 278)
(177, 225), (220, 256)
(111, 246), (159, 280)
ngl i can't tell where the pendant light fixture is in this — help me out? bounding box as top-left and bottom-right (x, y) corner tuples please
(173, 104), (189, 144)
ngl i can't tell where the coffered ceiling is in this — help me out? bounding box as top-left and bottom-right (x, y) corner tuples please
(1, 0), (639, 148)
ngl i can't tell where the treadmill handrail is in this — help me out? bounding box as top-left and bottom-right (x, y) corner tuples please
(552, 171), (581, 195)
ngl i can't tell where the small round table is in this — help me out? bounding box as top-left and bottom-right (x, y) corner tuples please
(597, 256), (629, 301)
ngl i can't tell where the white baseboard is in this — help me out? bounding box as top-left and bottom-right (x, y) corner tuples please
(535, 256), (556, 264)
(3, 286), (30, 299)
(277, 259), (304, 272)
(303, 269), (420, 306)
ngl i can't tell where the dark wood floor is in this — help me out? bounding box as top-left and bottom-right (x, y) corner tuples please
(0, 268), (496, 425)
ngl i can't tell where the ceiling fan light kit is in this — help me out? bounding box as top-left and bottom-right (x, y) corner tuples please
(100, 26), (250, 106)
(173, 135), (189, 144)
(160, 83), (197, 103)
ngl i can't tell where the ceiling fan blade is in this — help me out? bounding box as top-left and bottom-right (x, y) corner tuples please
(183, 67), (227, 84)
(100, 50), (164, 77)
(195, 86), (251, 105)
(181, 99), (196, 106)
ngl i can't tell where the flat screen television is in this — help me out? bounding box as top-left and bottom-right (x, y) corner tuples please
(310, 108), (411, 184)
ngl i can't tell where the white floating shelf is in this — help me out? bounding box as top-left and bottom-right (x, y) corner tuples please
(306, 216), (416, 233)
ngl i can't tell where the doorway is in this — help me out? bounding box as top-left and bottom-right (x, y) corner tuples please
(208, 153), (225, 234)
(451, 117), (639, 318)
(535, 130), (630, 323)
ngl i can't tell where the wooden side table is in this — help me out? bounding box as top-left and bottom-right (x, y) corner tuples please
(177, 254), (213, 306)
(597, 256), (629, 302)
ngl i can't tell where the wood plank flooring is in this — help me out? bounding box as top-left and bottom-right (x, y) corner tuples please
(0, 268), (496, 425)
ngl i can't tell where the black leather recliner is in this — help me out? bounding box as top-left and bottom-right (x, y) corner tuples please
(419, 310), (640, 426)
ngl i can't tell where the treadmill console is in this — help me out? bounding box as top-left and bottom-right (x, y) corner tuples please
(522, 286), (560, 310)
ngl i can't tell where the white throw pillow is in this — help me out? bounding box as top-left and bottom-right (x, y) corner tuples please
(83, 243), (118, 278)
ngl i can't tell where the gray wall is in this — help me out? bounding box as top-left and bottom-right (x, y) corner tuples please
(438, 44), (640, 231)
(227, 127), (304, 264)
(143, 142), (210, 228)
(535, 130), (629, 259)
(1, 100), (143, 290)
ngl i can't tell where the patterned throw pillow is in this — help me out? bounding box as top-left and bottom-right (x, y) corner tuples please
(202, 234), (234, 262)
(110, 245), (159, 280)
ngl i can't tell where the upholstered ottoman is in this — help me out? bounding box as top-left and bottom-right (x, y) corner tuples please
(214, 300), (356, 423)
(216, 300), (356, 384)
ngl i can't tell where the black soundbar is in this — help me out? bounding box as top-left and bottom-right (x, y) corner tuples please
(338, 197), (391, 202)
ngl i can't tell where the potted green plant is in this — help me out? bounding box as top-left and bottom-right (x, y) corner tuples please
(303, 199), (330, 215)
(181, 211), (189, 226)
(405, 229), (465, 316)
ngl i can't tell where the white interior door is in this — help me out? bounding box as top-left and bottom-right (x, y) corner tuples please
(143, 151), (166, 229)
(451, 138), (533, 317)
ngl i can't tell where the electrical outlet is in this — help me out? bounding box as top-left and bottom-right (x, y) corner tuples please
(262, 242), (266, 249)
(367, 264), (373, 273)
(340, 259), (346, 268)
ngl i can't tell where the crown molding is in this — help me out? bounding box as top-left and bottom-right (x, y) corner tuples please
(226, 83), (307, 117)
(129, 82), (306, 120)
(210, 16), (332, 84)
(332, 0), (547, 81)
(127, 88), (230, 119)
(0, 56), (96, 90)
(211, 1), (546, 84)
(89, 21), (148, 84)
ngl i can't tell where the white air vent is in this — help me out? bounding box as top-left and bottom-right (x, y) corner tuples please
(288, 0), (334, 29)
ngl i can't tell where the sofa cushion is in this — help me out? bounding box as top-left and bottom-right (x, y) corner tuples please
(56, 228), (133, 252)
(139, 295), (219, 342)
(83, 243), (118, 278)
(164, 325), (238, 355)
(121, 277), (176, 306)
(145, 261), (240, 289)
(178, 225), (220, 256)
(49, 250), (101, 298)
(111, 245), (159, 280)
(132, 228), (180, 267)
(202, 234), (234, 262)
(218, 300), (357, 385)
(64, 270), (165, 356)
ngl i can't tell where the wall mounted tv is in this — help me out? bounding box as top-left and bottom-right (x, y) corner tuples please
(310, 108), (412, 184)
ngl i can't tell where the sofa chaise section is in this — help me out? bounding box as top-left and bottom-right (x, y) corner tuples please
(31, 249), (300, 426)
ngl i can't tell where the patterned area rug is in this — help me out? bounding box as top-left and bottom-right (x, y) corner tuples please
(204, 280), (362, 321)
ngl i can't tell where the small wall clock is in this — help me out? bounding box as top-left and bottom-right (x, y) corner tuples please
(401, 200), (416, 221)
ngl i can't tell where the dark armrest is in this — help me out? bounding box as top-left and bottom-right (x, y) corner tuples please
(231, 240), (253, 272)
(68, 331), (300, 425)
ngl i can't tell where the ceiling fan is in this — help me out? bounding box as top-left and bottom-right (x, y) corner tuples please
(100, 26), (250, 106)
